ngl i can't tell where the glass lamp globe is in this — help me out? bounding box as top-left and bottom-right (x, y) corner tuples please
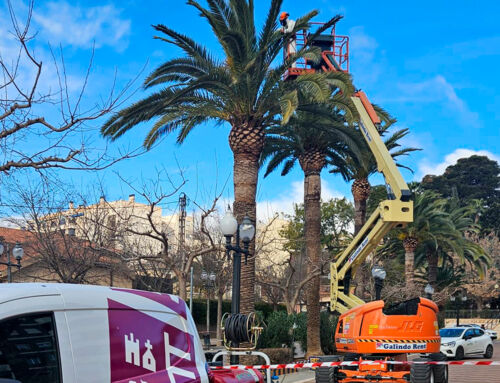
(371, 265), (386, 280)
(424, 283), (435, 295)
(220, 210), (238, 237)
(239, 216), (255, 243)
(12, 243), (23, 261)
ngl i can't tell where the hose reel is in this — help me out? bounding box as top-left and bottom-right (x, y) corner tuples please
(221, 312), (263, 350)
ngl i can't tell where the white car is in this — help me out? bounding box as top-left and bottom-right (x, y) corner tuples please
(440, 327), (494, 360)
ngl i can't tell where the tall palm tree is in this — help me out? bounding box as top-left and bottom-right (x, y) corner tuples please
(418, 195), (490, 286)
(101, 0), (344, 312)
(397, 190), (453, 288)
(261, 104), (361, 356)
(330, 120), (420, 234)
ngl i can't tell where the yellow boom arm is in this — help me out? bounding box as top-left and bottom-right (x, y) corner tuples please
(330, 91), (413, 313)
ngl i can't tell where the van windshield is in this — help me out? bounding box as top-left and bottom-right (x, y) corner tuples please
(439, 328), (464, 338)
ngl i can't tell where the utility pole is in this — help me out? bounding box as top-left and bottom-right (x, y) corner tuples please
(179, 193), (190, 309)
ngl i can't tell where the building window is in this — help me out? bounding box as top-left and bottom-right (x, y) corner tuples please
(0, 312), (61, 382)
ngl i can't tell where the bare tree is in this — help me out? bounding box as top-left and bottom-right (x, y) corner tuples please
(195, 242), (232, 345)
(255, 215), (322, 314)
(9, 181), (126, 284)
(0, 0), (143, 177)
(112, 171), (223, 301)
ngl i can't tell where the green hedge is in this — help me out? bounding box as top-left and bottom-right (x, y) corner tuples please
(257, 311), (338, 354)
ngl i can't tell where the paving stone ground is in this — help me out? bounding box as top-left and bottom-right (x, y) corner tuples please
(448, 340), (500, 383)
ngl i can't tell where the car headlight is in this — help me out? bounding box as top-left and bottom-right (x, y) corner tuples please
(441, 341), (456, 347)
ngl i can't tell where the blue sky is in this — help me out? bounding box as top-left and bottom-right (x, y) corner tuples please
(1, 0), (499, 219)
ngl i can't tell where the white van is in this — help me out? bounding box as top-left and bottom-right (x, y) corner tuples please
(0, 283), (262, 383)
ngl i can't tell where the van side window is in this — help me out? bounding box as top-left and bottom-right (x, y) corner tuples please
(0, 312), (61, 383)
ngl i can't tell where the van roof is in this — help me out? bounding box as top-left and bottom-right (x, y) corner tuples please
(0, 283), (188, 316)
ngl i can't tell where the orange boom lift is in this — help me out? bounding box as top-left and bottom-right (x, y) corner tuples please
(283, 18), (446, 383)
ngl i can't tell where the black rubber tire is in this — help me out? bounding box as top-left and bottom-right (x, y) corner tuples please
(455, 346), (464, 361)
(410, 357), (435, 383)
(315, 366), (338, 383)
(315, 356), (340, 383)
(484, 344), (494, 359)
(430, 352), (448, 383)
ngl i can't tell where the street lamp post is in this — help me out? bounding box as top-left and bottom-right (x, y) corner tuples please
(220, 210), (255, 315)
(424, 283), (435, 300)
(220, 209), (255, 362)
(450, 291), (467, 326)
(0, 242), (24, 283)
(371, 265), (386, 301)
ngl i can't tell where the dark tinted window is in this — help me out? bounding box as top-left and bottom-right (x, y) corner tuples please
(464, 329), (474, 338)
(0, 312), (61, 382)
(439, 328), (464, 337)
(474, 329), (484, 337)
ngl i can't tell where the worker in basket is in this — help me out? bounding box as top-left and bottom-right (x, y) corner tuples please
(280, 12), (297, 67)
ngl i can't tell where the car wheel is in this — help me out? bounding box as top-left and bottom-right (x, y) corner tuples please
(430, 352), (448, 383)
(410, 358), (435, 383)
(454, 346), (464, 360)
(484, 344), (494, 359)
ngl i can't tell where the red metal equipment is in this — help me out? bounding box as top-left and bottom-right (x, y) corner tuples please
(284, 23), (349, 80)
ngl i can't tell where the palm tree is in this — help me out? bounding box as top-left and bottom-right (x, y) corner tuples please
(101, 0), (344, 311)
(397, 190), (453, 288)
(261, 104), (361, 356)
(330, 120), (420, 234)
(419, 195), (490, 287)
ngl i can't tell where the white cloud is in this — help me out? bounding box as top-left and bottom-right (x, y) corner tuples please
(393, 75), (480, 128)
(33, 2), (131, 51)
(418, 148), (500, 177)
(256, 179), (347, 221)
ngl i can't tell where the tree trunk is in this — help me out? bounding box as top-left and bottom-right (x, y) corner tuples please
(353, 197), (367, 235)
(233, 152), (259, 315)
(351, 178), (371, 297)
(304, 172), (322, 357)
(216, 291), (223, 346)
(427, 251), (438, 287)
(403, 237), (418, 289)
(178, 273), (187, 301)
(404, 249), (415, 288)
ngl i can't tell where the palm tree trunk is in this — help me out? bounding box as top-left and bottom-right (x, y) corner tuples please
(405, 249), (415, 288)
(352, 178), (370, 298)
(304, 172), (322, 357)
(427, 251), (438, 287)
(353, 198), (367, 234)
(233, 152), (259, 315)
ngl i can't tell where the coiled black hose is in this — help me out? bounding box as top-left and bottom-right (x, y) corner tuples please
(224, 313), (252, 343)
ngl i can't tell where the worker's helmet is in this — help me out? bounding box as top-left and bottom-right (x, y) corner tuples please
(279, 12), (289, 21)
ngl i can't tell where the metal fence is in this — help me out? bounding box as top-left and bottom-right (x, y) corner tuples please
(444, 309), (500, 319)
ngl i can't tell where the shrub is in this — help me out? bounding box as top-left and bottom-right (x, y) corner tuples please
(257, 310), (338, 355)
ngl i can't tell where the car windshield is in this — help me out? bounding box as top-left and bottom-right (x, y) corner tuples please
(439, 328), (464, 338)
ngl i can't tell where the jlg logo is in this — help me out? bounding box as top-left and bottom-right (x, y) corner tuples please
(399, 321), (424, 332)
